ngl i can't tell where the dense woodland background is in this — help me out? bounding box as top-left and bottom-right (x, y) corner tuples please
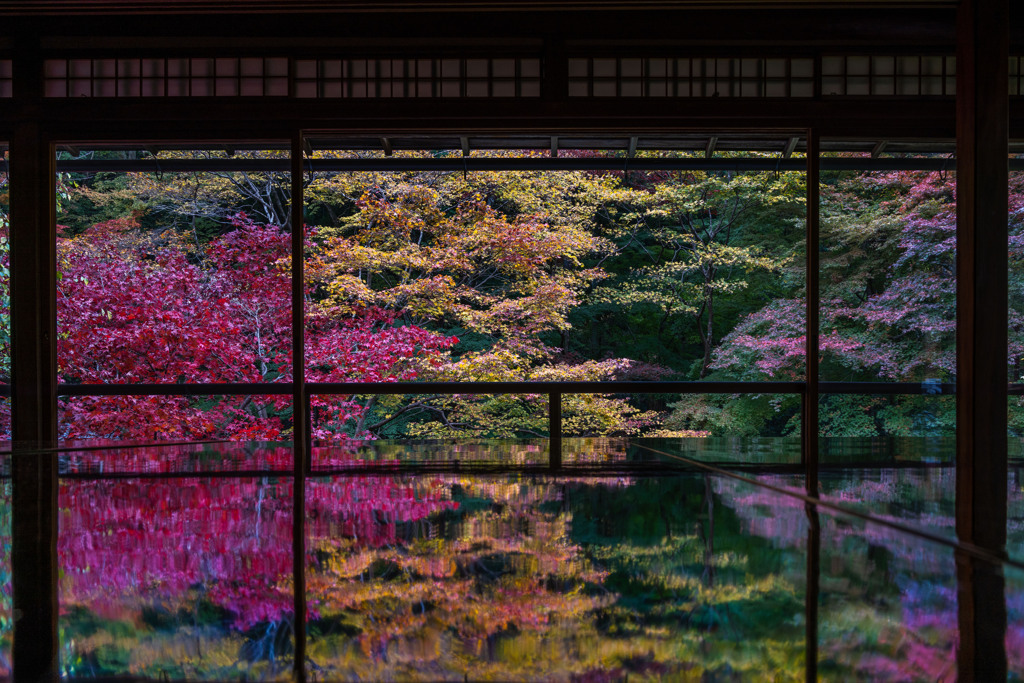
(0, 150), (1022, 680)
(2, 149), (1012, 442)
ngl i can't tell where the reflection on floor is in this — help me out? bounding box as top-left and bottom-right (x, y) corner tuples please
(0, 438), (1019, 680)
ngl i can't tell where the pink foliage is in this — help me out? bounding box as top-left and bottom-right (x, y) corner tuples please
(713, 170), (960, 383)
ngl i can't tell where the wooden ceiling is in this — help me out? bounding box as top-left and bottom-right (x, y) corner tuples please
(0, 1), (975, 50)
(0, 0), (959, 14)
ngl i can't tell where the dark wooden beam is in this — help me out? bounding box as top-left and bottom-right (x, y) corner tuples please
(290, 133), (308, 683)
(956, 11), (1009, 676)
(1, 7), (961, 48)
(804, 505), (820, 683)
(803, 129), (819, 496)
(9, 44), (59, 683)
(549, 392), (562, 469)
(541, 36), (567, 102)
(956, 550), (1007, 681)
(6, 97), (960, 140)
(955, 0), (1008, 555)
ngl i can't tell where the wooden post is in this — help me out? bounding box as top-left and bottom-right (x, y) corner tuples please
(956, 0), (1009, 678)
(956, 550), (1007, 681)
(955, 0), (1008, 554)
(10, 45), (60, 683)
(291, 133), (308, 683)
(804, 130), (819, 495)
(804, 504), (820, 683)
(549, 392), (562, 468)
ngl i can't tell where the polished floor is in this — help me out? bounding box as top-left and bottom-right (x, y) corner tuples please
(3, 438), (1020, 681)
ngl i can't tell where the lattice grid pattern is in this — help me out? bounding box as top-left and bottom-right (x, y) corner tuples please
(820, 55), (955, 96)
(293, 57), (541, 98)
(23, 53), (1024, 100)
(1013, 56), (1024, 96)
(42, 57), (290, 97)
(567, 57), (816, 98)
(0, 60), (11, 98)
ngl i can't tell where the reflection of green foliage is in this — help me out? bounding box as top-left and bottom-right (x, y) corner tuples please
(572, 478), (803, 674)
(60, 607), (139, 677)
(63, 605), (138, 639)
(297, 475), (810, 681)
(52, 465), (994, 681)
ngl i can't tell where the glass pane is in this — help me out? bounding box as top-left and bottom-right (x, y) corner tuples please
(617, 392), (801, 465)
(0, 148), (8, 441)
(1010, 167), (1024, 384)
(307, 471), (810, 680)
(59, 475), (293, 679)
(818, 464), (956, 543)
(59, 439), (293, 475)
(55, 146), (292, 390)
(313, 437), (552, 470)
(310, 392), (550, 443)
(819, 163), (956, 386)
(58, 394), (294, 445)
(54, 146), (292, 445)
(819, 393), (954, 464)
(817, 510), (958, 679)
(303, 153), (804, 450)
(1010, 162), (1024, 552)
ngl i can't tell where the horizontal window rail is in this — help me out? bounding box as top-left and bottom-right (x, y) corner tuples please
(20, 380), (972, 397)
(0, 380), (984, 398)
(306, 380), (804, 395)
(52, 382), (292, 396)
(43, 156), (980, 173)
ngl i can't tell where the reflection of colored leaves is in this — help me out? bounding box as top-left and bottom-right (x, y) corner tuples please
(714, 475), (961, 682)
(58, 471), (458, 678)
(306, 475), (809, 681)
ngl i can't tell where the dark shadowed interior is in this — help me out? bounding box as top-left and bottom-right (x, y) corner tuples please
(0, 1), (1020, 680)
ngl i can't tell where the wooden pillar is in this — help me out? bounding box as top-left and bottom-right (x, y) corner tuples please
(804, 504), (820, 683)
(9, 46), (60, 683)
(549, 391), (562, 468)
(955, 0), (1008, 554)
(291, 134), (308, 683)
(956, 0), (1009, 678)
(956, 551), (1007, 681)
(542, 36), (567, 104)
(804, 130), (820, 496)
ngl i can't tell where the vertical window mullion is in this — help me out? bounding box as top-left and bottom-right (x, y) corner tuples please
(804, 129), (820, 496)
(290, 132), (308, 683)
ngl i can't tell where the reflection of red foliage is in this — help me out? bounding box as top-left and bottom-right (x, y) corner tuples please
(58, 465), (457, 630)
